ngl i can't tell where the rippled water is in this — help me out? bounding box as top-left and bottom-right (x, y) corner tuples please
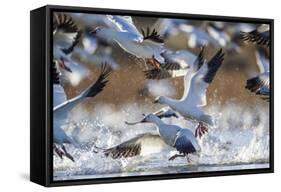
(53, 101), (269, 181)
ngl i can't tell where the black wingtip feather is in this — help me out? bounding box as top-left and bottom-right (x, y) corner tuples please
(195, 45), (206, 71)
(104, 144), (141, 159)
(143, 69), (172, 80)
(53, 13), (81, 55)
(84, 64), (112, 98)
(203, 49), (224, 83)
(245, 76), (270, 102)
(53, 61), (60, 84)
(240, 30), (270, 47)
(53, 13), (79, 33)
(141, 27), (164, 43)
(245, 76), (265, 93)
(161, 62), (182, 70)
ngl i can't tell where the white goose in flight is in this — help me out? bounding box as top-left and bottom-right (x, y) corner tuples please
(53, 64), (112, 161)
(53, 60), (74, 161)
(153, 48), (224, 131)
(144, 47), (203, 80)
(53, 13), (82, 73)
(91, 15), (165, 69)
(105, 113), (203, 161)
(245, 48), (270, 101)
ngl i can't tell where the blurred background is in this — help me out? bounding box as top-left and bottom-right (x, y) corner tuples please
(60, 13), (269, 109)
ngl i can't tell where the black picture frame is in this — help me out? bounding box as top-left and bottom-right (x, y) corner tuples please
(30, 4), (274, 187)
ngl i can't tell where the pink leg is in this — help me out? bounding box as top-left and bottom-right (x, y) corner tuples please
(195, 122), (208, 138)
(146, 56), (161, 69)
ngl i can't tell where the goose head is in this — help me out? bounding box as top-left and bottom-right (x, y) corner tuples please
(140, 113), (159, 123)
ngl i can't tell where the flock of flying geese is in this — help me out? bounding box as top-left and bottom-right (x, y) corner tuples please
(52, 13), (270, 163)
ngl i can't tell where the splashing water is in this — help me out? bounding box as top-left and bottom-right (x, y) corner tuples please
(54, 101), (269, 180)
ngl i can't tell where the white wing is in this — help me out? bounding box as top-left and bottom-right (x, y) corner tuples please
(161, 49), (197, 69)
(104, 133), (168, 158)
(182, 49), (224, 107)
(257, 24), (270, 33)
(256, 49), (269, 73)
(153, 107), (179, 119)
(54, 31), (78, 50)
(181, 47), (205, 100)
(107, 15), (143, 42)
(174, 129), (201, 153)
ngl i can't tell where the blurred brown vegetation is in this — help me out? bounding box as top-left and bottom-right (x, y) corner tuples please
(62, 16), (269, 110)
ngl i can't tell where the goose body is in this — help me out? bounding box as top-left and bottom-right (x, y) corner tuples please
(105, 114), (201, 161)
(245, 49), (270, 101)
(154, 48), (224, 127)
(144, 48), (200, 80)
(92, 15), (165, 67)
(53, 65), (111, 161)
(240, 24), (270, 47)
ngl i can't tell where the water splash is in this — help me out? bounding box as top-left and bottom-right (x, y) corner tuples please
(54, 101), (269, 180)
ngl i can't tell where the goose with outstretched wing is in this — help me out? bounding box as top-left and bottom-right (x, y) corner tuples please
(91, 15), (165, 69)
(53, 13), (82, 73)
(54, 64), (111, 118)
(144, 47), (204, 80)
(240, 24), (270, 47)
(105, 113), (203, 162)
(53, 64), (112, 162)
(153, 48), (224, 132)
(245, 48), (270, 101)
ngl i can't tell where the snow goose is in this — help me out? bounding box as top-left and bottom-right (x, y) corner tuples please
(240, 24), (270, 47)
(144, 47), (204, 80)
(53, 64), (112, 161)
(153, 48), (224, 131)
(245, 48), (270, 101)
(91, 15), (165, 69)
(53, 60), (74, 161)
(105, 113), (203, 161)
(53, 13), (82, 72)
